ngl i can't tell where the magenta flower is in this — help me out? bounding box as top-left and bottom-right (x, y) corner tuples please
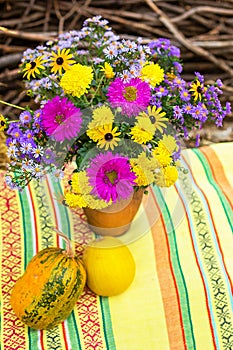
(87, 152), (136, 202)
(107, 77), (151, 117)
(41, 96), (82, 141)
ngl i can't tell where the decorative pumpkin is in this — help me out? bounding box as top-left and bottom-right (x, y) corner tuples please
(10, 229), (86, 330)
(82, 236), (136, 296)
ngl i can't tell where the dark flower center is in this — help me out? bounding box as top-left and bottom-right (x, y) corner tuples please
(197, 86), (202, 93)
(149, 115), (156, 124)
(123, 86), (137, 101)
(30, 61), (37, 69)
(55, 114), (65, 124)
(104, 133), (113, 141)
(1, 120), (5, 126)
(56, 57), (64, 65)
(106, 170), (118, 185)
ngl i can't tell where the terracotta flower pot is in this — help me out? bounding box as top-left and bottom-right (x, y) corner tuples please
(83, 188), (145, 236)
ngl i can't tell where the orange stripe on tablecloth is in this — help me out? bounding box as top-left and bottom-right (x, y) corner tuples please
(174, 185), (217, 350)
(147, 187), (187, 350)
(200, 146), (233, 210)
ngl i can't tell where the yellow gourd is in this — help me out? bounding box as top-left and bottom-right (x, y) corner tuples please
(82, 236), (136, 296)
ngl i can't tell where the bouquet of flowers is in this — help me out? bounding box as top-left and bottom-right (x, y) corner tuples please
(1, 16), (231, 210)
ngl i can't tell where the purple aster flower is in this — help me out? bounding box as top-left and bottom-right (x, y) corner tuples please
(180, 89), (191, 102)
(169, 45), (180, 57)
(194, 72), (204, 84)
(107, 77), (151, 117)
(19, 111), (32, 125)
(195, 134), (201, 147)
(190, 104), (208, 122)
(42, 149), (56, 164)
(225, 101), (232, 115)
(173, 105), (184, 123)
(25, 130), (35, 141)
(173, 61), (183, 73)
(41, 96), (82, 142)
(154, 86), (169, 97)
(87, 152), (136, 203)
(216, 79), (223, 88)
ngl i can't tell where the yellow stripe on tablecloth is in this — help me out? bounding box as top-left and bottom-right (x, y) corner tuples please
(108, 231), (170, 350)
(209, 143), (233, 184)
(164, 185), (216, 350)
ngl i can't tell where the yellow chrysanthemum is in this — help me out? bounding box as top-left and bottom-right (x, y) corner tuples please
(131, 164), (154, 187)
(100, 62), (115, 79)
(88, 106), (115, 129)
(64, 192), (87, 208)
(22, 56), (46, 80)
(71, 171), (92, 194)
(159, 135), (178, 153)
(0, 114), (7, 131)
(60, 63), (93, 98)
(154, 165), (179, 187)
(153, 144), (172, 166)
(141, 62), (164, 87)
(83, 194), (111, 210)
(97, 124), (121, 150)
(140, 106), (168, 133)
(130, 117), (155, 144)
(136, 152), (160, 171)
(50, 48), (76, 75)
(86, 127), (104, 142)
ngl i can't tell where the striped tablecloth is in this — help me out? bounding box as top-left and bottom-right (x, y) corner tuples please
(1, 142), (233, 350)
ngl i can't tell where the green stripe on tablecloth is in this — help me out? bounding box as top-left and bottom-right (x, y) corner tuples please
(153, 185), (196, 350)
(193, 148), (233, 232)
(100, 297), (116, 350)
(19, 189), (34, 268)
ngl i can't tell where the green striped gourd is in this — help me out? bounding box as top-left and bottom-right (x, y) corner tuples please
(10, 229), (86, 330)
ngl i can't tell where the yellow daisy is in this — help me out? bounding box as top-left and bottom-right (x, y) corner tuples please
(189, 79), (204, 101)
(141, 62), (164, 87)
(130, 117), (155, 144)
(96, 124), (121, 150)
(60, 63), (93, 98)
(89, 106), (114, 128)
(0, 114), (7, 131)
(100, 62), (115, 79)
(140, 106), (168, 133)
(154, 165), (179, 187)
(22, 56), (46, 80)
(50, 48), (76, 75)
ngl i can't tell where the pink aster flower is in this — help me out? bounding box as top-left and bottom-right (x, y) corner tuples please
(87, 152), (136, 203)
(107, 77), (151, 117)
(41, 96), (82, 141)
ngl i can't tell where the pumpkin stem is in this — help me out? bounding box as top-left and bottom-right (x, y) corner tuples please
(52, 227), (74, 258)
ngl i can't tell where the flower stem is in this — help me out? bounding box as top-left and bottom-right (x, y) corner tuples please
(0, 100), (25, 111)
